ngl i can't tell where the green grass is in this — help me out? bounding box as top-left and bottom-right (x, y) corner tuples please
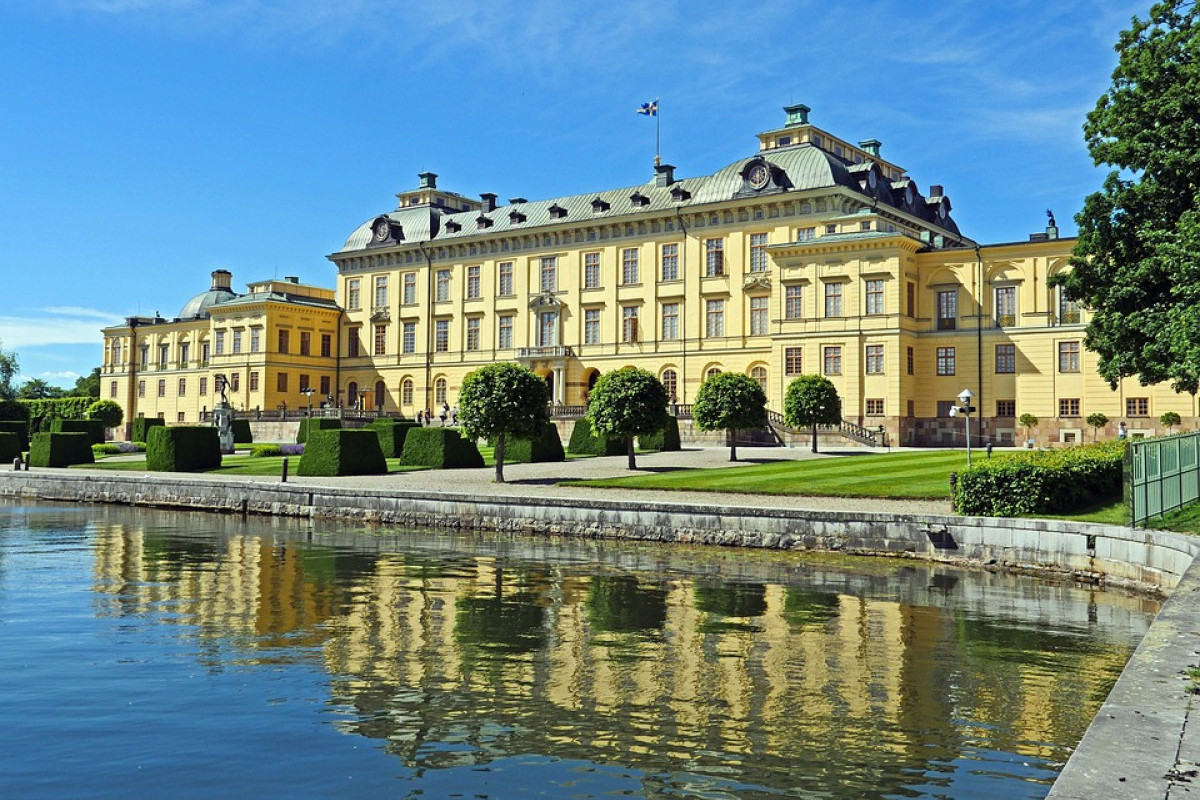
(565, 450), (971, 499)
(1032, 499), (1127, 526)
(1146, 503), (1200, 535)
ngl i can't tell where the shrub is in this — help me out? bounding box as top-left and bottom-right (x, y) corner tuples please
(29, 432), (95, 467)
(232, 418), (253, 444)
(250, 443), (282, 457)
(51, 418), (106, 444)
(86, 399), (123, 429)
(0, 431), (21, 463)
(496, 423), (565, 463)
(146, 426), (221, 472)
(0, 400), (29, 422)
(92, 443), (122, 456)
(567, 417), (623, 456)
(954, 440), (1124, 517)
(399, 427), (485, 468)
(369, 419), (420, 458)
(131, 417), (166, 444)
(639, 416), (681, 452)
(0, 420), (29, 450)
(297, 429), (386, 476)
(20, 397), (93, 433)
(297, 418), (340, 444)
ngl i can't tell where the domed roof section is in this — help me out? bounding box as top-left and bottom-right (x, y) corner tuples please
(178, 270), (239, 320)
(688, 144), (854, 205)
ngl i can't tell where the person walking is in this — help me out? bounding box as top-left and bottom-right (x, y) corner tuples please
(1118, 421), (1128, 440)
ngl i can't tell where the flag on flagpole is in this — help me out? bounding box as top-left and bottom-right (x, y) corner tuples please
(636, 99), (658, 117)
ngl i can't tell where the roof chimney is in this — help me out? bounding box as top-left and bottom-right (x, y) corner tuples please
(284, 275), (299, 284)
(929, 185), (944, 198)
(480, 192), (497, 212)
(783, 104), (810, 127)
(211, 270), (232, 291)
(418, 172), (438, 189)
(654, 162), (676, 188)
(508, 197), (526, 205)
(858, 139), (882, 158)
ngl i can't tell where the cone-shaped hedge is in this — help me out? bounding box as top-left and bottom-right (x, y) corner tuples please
(639, 416), (681, 452)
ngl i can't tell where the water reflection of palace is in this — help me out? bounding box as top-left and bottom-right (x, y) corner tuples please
(90, 519), (1154, 796)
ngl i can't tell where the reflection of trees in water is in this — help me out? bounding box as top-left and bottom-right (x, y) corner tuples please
(586, 575), (667, 634)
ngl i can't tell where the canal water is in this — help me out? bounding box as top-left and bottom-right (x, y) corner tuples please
(0, 502), (1158, 799)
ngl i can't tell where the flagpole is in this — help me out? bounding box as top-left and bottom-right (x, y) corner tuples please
(655, 102), (661, 166)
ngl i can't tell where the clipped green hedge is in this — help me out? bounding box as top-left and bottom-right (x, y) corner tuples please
(131, 417), (165, 444)
(0, 431), (21, 463)
(146, 426), (221, 472)
(369, 419), (420, 458)
(400, 427), (485, 468)
(51, 418), (106, 445)
(954, 440), (1124, 517)
(29, 432), (95, 468)
(639, 416), (681, 452)
(297, 417), (340, 444)
(297, 429), (386, 476)
(567, 417), (623, 456)
(232, 418), (253, 444)
(0, 400), (29, 422)
(20, 397), (94, 433)
(492, 423), (565, 464)
(0, 420), (29, 451)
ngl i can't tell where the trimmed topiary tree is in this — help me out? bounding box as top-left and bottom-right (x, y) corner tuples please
(86, 399), (123, 430)
(1086, 412), (1109, 442)
(568, 417), (624, 456)
(369, 419), (420, 458)
(0, 431), (21, 463)
(585, 367), (670, 470)
(146, 426), (221, 472)
(297, 417), (340, 444)
(399, 427), (485, 469)
(297, 429), (387, 476)
(0, 420), (29, 451)
(783, 375), (842, 453)
(692, 372), (768, 461)
(51, 418), (106, 444)
(638, 416), (681, 453)
(131, 417), (165, 444)
(232, 418), (253, 444)
(1161, 411), (1182, 434)
(29, 432), (95, 467)
(458, 363), (551, 482)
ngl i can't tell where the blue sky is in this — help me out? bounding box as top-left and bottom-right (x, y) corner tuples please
(0, 0), (1150, 386)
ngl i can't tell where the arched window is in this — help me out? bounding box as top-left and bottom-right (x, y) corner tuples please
(347, 381), (358, 407)
(435, 377), (447, 405)
(749, 366), (768, 390)
(706, 366), (723, 381)
(661, 369), (678, 402)
(374, 380), (385, 410)
(401, 378), (414, 406)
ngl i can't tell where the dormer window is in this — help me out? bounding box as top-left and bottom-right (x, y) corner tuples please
(630, 192), (649, 207)
(477, 215), (493, 229)
(549, 204), (567, 219)
(670, 185), (691, 201)
(591, 197), (610, 213)
(509, 210), (527, 224)
(444, 220), (462, 233)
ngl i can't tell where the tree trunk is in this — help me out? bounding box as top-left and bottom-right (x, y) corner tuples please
(495, 432), (506, 483)
(811, 423), (819, 453)
(729, 429), (738, 462)
(626, 436), (637, 470)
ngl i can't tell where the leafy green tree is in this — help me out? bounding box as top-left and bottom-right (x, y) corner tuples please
(87, 399), (124, 430)
(1086, 411), (1109, 441)
(0, 341), (17, 400)
(17, 378), (64, 399)
(1161, 410), (1182, 433)
(585, 367), (669, 469)
(458, 363), (550, 483)
(70, 367), (101, 398)
(1019, 413), (1039, 444)
(692, 371), (767, 462)
(783, 375), (841, 453)
(1052, 2), (1200, 392)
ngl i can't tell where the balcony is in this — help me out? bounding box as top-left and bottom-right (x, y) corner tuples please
(517, 346), (574, 360)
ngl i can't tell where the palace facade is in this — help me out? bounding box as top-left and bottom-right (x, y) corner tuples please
(103, 105), (1200, 445)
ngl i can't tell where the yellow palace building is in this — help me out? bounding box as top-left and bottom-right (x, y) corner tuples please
(103, 105), (1200, 446)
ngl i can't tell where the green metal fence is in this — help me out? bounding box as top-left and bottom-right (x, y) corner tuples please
(1127, 431), (1200, 526)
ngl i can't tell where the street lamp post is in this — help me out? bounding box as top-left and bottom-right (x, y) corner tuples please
(301, 387), (316, 416)
(951, 388), (976, 466)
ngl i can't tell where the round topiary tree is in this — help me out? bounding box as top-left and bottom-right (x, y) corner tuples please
(693, 372), (767, 462)
(1018, 413), (1039, 446)
(1086, 411), (1109, 442)
(87, 399), (123, 430)
(458, 363), (551, 483)
(586, 367), (669, 470)
(1161, 410), (1182, 434)
(783, 375), (841, 453)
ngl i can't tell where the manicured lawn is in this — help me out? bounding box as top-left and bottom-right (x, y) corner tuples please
(1146, 503), (1200, 535)
(565, 450), (973, 499)
(1035, 500), (1127, 526)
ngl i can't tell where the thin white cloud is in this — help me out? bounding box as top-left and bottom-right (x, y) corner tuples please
(0, 307), (124, 349)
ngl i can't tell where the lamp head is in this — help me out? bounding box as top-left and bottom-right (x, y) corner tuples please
(958, 388), (975, 405)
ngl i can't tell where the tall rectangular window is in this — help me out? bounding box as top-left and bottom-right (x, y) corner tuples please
(584, 252), (601, 288)
(297, 374), (310, 393)
(347, 279), (360, 310)
(865, 279), (884, 315)
(540, 256), (557, 292)
(705, 299), (724, 338)
(138, 380), (145, 398)
(785, 347), (803, 375)
(347, 331), (360, 358)
(373, 324), (386, 356)
(466, 317), (480, 351)
(936, 346), (956, 376)
(320, 333), (331, 357)
(584, 309), (601, 344)
(436, 269), (451, 302)
(704, 238), (724, 277)
(824, 282), (843, 318)
(177, 378), (186, 396)
(159, 343), (169, 367)
(403, 272), (417, 304)
(661, 302), (679, 340)
(823, 346), (842, 375)
(538, 311), (558, 347)
(995, 344), (1016, 374)
(231, 331), (241, 355)
(374, 275), (388, 308)
(1059, 398), (1080, 417)
(621, 248), (639, 285)
(278, 329), (289, 354)
(435, 319), (450, 352)
(277, 372), (288, 393)
(1058, 288), (1081, 325)
(995, 286), (1017, 327)
(214, 331), (225, 356)
(201, 342), (209, 364)
(466, 265), (481, 299)
(402, 322), (416, 354)
(199, 377), (206, 396)
(299, 331), (311, 356)
(865, 344), (884, 374)
(157, 379), (166, 397)
(319, 375), (330, 396)
(498, 262), (514, 296)
(937, 290), (957, 330)
(229, 373), (239, 392)
(749, 232), (769, 273)
(749, 296), (768, 335)
(906, 346), (914, 375)
(250, 328), (260, 353)
(906, 282), (916, 317)
(109, 380), (117, 398)
(249, 371), (259, 391)
(498, 315), (514, 349)
(785, 285), (803, 319)
(1058, 341), (1080, 372)
(660, 243), (679, 281)
(622, 306), (638, 343)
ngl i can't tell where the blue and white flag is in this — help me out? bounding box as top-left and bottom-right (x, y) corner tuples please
(636, 99), (658, 117)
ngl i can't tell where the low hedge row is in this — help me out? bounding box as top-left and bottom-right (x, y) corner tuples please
(50, 418), (106, 444)
(131, 417), (165, 444)
(494, 424), (565, 463)
(639, 416), (681, 452)
(297, 418), (340, 443)
(567, 418), (623, 456)
(29, 432), (95, 467)
(954, 440), (1125, 516)
(146, 426), (221, 472)
(400, 427), (484, 468)
(0, 420), (29, 451)
(297, 429), (386, 476)
(369, 419), (420, 458)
